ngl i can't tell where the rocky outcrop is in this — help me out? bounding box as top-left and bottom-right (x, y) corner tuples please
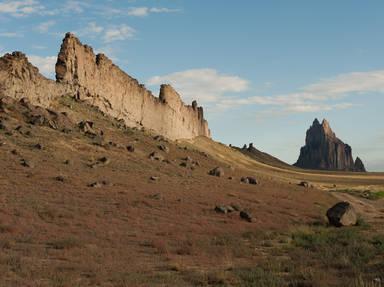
(354, 157), (366, 172)
(0, 33), (210, 140)
(294, 119), (366, 172)
(55, 33), (210, 140)
(0, 52), (66, 107)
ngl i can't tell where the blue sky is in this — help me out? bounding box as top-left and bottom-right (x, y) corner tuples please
(0, 0), (383, 171)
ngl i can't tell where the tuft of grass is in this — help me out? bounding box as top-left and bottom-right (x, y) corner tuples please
(291, 226), (382, 271)
(332, 189), (384, 201)
(233, 266), (283, 287)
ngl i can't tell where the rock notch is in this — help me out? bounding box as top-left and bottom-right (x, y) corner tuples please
(294, 119), (366, 172)
(0, 33), (210, 140)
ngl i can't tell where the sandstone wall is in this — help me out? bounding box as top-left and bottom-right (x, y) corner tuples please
(55, 33), (210, 140)
(0, 52), (66, 107)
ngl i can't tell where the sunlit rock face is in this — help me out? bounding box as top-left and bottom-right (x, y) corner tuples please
(0, 33), (210, 141)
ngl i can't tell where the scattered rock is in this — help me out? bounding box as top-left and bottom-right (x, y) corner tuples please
(298, 181), (310, 188)
(127, 145), (135, 152)
(150, 176), (160, 181)
(149, 152), (164, 161)
(78, 120), (97, 137)
(64, 159), (71, 165)
(326, 201), (357, 227)
(153, 135), (166, 142)
(183, 156), (193, 162)
(240, 211), (253, 222)
(209, 167), (224, 177)
(11, 149), (18, 155)
(241, 176), (258, 185)
(20, 159), (33, 168)
(214, 205), (236, 214)
(89, 157), (110, 168)
(34, 143), (43, 150)
(55, 176), (65, 182)
(87, 180), (110, 188)
(158, 144), (170, 153)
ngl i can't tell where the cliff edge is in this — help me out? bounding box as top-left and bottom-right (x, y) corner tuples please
(0, 33), (210, 140)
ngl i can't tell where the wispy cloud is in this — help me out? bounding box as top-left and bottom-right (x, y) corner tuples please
(62, 0), (86, 13)
(36, 20), (55, 33)
(0, 31), (22, 37)
(147, 68), (249, 104)
(0, 0), (44, 17)
(103, 24), (136, 43)
(127, 7), (179, 17)
(28, 55), (56, 78)
(148, 68), (384, 114)
(75, 22), (135, 43)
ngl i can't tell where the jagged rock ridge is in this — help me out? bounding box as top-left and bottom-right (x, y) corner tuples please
(294, 119), (366, 172)
(0, 33), (210, 140)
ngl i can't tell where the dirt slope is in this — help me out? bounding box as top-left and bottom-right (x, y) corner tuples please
(0, 95), (383, 286)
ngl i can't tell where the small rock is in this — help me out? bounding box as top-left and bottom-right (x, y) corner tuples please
(87, 180), (110, 188)
(20, 159), (33, 168)
(55, 176), (65, 182)
(215, 205), (228, 214)
(127, 145), (135, 152)
(240, 211), (252, 222)
(209, 167), (224, 177)
(78, 120), (97, 136)
(241, 176), (258, 185)
(298, 181), (310, 188)
(183, 156), (193, 162)
(153, 135), (165, 142)
(64, 159), (71, 165)
(150, 176), (160, 181)
(34, 143), (43, 150)
(326, 201), (357, 227)
(149, 152), (164, 161)
(158, 144), (170, 153)
(11, 149), (18, 155)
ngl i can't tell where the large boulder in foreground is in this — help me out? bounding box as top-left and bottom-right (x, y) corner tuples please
(294, 119), (366, 172)
(326, 202), (357, 227)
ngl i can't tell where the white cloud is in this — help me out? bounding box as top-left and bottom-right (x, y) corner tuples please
(103, 24), (136, 43)
(63, 0), (85, 13)
(148, 68), (384, 114)
(28, 55), (56, 79)
(36, 20), (55, 33)
(147, 68), (249, 104)
(0, 32), (22, 37)
(128, 6), (179, 17)
(76, 22), (104, 37)
(0, 0), (44, 17)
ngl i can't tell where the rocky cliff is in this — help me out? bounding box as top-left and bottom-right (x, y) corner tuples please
(294, 119), (366, 172)
(0, 52), (66, 106)
(0, 33), (210, 140)
(55, 33), (210, 139)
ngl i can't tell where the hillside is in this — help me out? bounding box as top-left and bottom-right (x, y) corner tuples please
(1, 94), (384, 286)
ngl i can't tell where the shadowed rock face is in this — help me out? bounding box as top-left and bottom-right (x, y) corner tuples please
(294, 119), (366, 172)
(0, 33), (210, 141)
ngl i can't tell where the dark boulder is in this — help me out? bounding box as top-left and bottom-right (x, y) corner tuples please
(326, 202), (357, 227)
